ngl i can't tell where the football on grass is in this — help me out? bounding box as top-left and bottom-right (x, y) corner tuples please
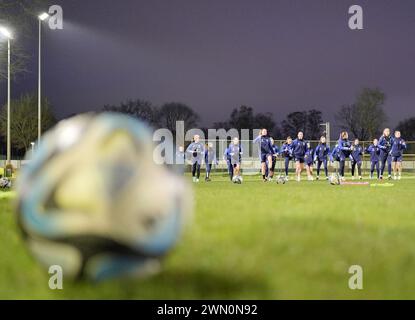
(15, 113), (192, 281)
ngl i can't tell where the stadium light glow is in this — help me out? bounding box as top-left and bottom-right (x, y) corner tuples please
(0, 26), (12, 39)
(38, 13), (50, 21)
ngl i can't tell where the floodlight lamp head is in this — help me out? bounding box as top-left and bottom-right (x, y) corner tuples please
(0, 26), (13, 39)
(39, 13), (50, 21)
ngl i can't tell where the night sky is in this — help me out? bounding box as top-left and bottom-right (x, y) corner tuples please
(4, 0), (415, 128)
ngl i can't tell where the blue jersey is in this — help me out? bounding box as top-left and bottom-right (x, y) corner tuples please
(292, 139), (307, 158)
(314, 143), (330, 161)
(228, 143), (243, 163)
(271, 145), (279, 157)
(330, 145), (340, 162)
(390, 137), (407, 157)
(281, 143), (293, 159)
(338, 138), (352, 160)
(224, 147), (232, 162)
(205, 147), (217, 164)
(186, 142), (205, 164)
(378, 135), (392, 155)
(305, 148), (314, 165)
(366, 144), (380, 162)
(256, 136), (273, 155)
(351, 145), (363, 163)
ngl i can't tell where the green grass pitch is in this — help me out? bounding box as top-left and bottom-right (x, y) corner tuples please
(1, 174), (415, 299)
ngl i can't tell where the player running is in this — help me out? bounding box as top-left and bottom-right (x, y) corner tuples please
(228, 137), (243, 183)
(350, 138), (363, 180)
(223, 146), (234, 181)
(337, 131), (352, 181)
(280, 137), (293, 180)
(291, 131), (307, 182)
(378, 128), (393, 180)
(366, 139), (381, 179)
(254, 129), (274, 182)
(269, 137), (279, 181)
(186, 135), (205, 183)
(304, 142), (314, 181)
(314, 136), (330, 180)
(204, 142), (217, 182)
(390, 131), (407, 180)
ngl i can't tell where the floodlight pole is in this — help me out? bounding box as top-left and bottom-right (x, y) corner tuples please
(6, 38), (11, 165)
(37, 13), (49, 145)
(38, 18), (43, 144)
(38, 19), (41, 143)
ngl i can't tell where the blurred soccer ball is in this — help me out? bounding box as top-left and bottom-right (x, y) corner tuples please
(15, 113), (192, 281)
(329, 173), (341, 185)
(0, 177), (11, 189)
(232, 176), (242, 184)
(276, 175), (286, 184)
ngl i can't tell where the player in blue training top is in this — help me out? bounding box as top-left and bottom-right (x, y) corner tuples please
(304, 142), (314, 181)
(337, 131), (352, 180)
(366, 138), (381, 179)
(280, 136), (293, 180)
(186, 134), (205, 183)
(314, 136), (330, 180)
(223, 146), (234, 181)
(390, 130), (407, 180)
(378, 128), (393, 180)
(254, 129), (274, 182)
(291, 131), (308, 182)
(204, 142), (217, 182)
(228, 137), (243, 183)
(269, 137), (279, 181)
(350, 138), (364, 180)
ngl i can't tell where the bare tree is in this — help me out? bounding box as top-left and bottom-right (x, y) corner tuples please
(158, 102), (199, 134)
(0, 93), (56, 151)
(0, 0), (48, 81)
(336, 88), (386, 140)
(103, 99), (159, 127)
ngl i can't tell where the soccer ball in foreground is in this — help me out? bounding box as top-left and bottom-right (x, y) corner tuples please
(329, 173), (341, 185)
(0, 177), (11, 189)
(15, 113), (192, 281)
(276, 175), (286, 184)
(232, 175), (242, 184)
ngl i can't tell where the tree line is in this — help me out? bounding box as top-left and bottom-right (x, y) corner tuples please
(102, 87), (415, 142)
(1, 86), (414, 157)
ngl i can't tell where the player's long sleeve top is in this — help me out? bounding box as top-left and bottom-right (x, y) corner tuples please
(186, 142), (205, 164)
(378, 135), (392, 154)
(365, 145), (380, 162)
(330, 145), (340, 162)
(205, 148), (217, 164)
(257, 136), (273, 155)
(305, 148), (314, 165)
(228, 143), (243, 162)
(314, 143), (330, 161)
(337, 139), (352, 160)
(271, 145), (279, 157)
(350, 145), (363, 162)
(390, 138), (407, 156)
(291, 139), (307, 158)
(281, 143), (293, 158)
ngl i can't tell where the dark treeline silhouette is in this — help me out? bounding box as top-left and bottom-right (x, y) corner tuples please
(214, 106), (324, 140)
(0, 93), (57, 157)
(102, 100), (199, 134)
(396, 117), (415, 141)
(335, 88), (387, 141)
(103, 89), (414, 142)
